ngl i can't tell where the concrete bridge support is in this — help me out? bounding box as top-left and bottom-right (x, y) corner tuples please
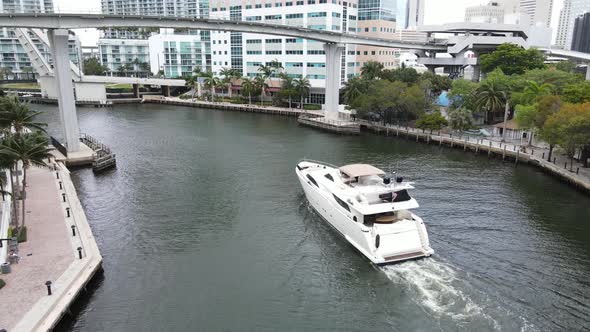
(323, 43), (344, 119)
(48, 29), (80, 152)
(132, 83), (140, 98)
(162, 85), (171, 97)
(586, 63), (590, 81)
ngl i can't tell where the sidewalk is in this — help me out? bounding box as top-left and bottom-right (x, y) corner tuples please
(0, 167), (73, 330)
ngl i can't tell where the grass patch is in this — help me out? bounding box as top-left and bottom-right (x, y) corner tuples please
(106, 83), (133, 89)
(303, 104), (322, 110)
(0, 279), (5, 289)
(0, 83), (40, 90)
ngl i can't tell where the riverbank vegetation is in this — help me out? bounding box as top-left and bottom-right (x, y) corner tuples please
(0, 97), (51, 241)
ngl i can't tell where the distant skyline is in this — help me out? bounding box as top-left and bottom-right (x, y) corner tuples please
(54, 0), (565, 46)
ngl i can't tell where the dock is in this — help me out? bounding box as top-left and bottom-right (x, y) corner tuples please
(80, 134), (117, 173)
(298, 114), (361, 134)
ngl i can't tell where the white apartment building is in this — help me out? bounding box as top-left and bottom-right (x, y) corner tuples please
(200, 0), (359, 103)
(555, 0), (590, 49)
(98, 0), (211, 75)
(148, 32), (211, 78)
(0, 0), (82, 78)
(517, 0), (553, 27)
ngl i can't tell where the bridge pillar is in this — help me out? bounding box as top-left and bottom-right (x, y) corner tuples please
(471, 65), (481, 82)
(162, 85), (171, 97)
(586, 64), (590, 81)
(323, 43), (344, 120)
(48, 29), (80, 152)
(133, 84), (140, 98)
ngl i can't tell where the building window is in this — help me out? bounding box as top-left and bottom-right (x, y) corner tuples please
(255, 3), (262, 8)
(246, 39), (262, 44)
(307, 62), (325, 67)
(265, 14), (282, 20)
(308, 12), (327, 17)
(286, 62), (303, 67)
(286, 50), (304, 54)
(275, 2), (282, 7)
(286, 1), (293, 5)
(265, 3), (272, 7)
(286, 13), (304, 19)
(265, 39), (282, 43)
(297, 0), (304, 4)
(308, 50), (325, 54)
(266, 50), (282, 54)
(247, 50), (262, 54)
(332, 12), (341, 18)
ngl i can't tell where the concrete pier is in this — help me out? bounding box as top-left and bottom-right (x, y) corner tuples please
(0, 164), (102, 331)
(298, 115), (361, 134)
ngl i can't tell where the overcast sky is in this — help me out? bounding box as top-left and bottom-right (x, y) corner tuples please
(54, 0), (565, 46)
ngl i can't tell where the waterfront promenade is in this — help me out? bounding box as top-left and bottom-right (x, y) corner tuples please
(0, 162), (102, 331)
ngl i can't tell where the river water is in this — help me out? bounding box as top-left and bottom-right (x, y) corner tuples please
(36, 104), (590, 331)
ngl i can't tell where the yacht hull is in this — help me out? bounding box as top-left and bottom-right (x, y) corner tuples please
(296, 164), (433, 265)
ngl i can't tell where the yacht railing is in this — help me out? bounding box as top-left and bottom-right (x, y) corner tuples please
(298, 158), (338, 169)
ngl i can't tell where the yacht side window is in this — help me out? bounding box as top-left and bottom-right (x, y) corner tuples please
(325, 173), (334, 182)
(333, 194), (351, 212)
(306, 174), (319, 187)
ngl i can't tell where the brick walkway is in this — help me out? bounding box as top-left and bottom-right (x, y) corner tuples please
(0, 167), (74, 330)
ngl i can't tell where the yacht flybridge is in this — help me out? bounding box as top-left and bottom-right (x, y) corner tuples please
(296, 160), (434, 265)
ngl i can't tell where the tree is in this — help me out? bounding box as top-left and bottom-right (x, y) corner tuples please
(220, 67), (240, 98)
(341, 76), (369, 105)
(278, 73), (296, 108)
(240, 77), (259, 105)
(416, 111), (448, 133)
(474, 77), (509, 125)
(448, 107), (474, 131)
(82, 58), (107, 75)
(0, 97), (47, 134)
(0, 132), (50, 228)
(448, 79), (478, 110)
(380, 67), (420, 84)
(480, 43), (545, 75)
(253, 74), (268, 105)
(184, 75), (199, 101)
(520, 68), (581, 93)
(562, 81), (590, 104)
(0, 67), (13, 80)
(350, 80), (427, 125)
(293, 77), (310, 109)
(554, 60), (577, 73)
(544, 103), (590, 170)
(420, 72), (452, 95)
(360, 61), (384, 80)
(21, 67), (34, 80)
(535, 96), (563, 160)
(258, 64), (273, 80)
(202, 72), (221, 99)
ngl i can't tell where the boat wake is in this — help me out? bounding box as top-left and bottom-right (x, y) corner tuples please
(381, 259), (501, 329)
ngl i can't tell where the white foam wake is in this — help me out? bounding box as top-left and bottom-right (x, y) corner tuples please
(381, 259), (499, 328)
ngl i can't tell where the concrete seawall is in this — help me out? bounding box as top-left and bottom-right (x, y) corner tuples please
(10, 163), (103, 331)
(362, 122), (590, 195)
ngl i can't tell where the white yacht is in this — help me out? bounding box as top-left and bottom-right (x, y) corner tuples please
(296, 160), (434, 265)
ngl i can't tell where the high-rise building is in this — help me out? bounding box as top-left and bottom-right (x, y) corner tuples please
(555, 0), (590, 49)
(465, 2), (505, 24)
(0, 0), (82, 79)
(98, 0), (211, 76)
(356, 0), (399, 72)
(518, 0), (553, 27)
(571, 12), (590, 53)
(395, 0), (423, 30)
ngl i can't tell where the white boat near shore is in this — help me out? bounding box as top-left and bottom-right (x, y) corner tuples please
(296, 159), (434, 265)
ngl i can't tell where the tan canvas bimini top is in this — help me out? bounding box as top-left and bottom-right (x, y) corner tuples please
(339, 164), (385, 178)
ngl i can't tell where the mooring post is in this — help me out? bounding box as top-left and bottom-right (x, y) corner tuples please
(71, 225), (76, 236)
(450, 134), (453, 147)
(46, 281), (52, 296)
(503, 145), (506, 161)
(488, 141), (492, 157)
(464, 137), (467, 151)
(542, 152), (545, 159)
(515, 150), (519, 166)
(77, 247), (83, 259)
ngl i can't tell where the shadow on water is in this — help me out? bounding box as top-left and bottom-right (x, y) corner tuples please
(53, 269), (106, 332)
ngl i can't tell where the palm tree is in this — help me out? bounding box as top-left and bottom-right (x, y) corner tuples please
(202, 72), (221, 100)
(184, 75), (199, 101)
(475, 80), (507, 124)
(258, 64), (273, 80)
(0, 132), (51, 228)
(268, 59), (284, 81)
(293, 77), (311, 109)
(241, 77), (256, 105)
(342, 76), (366, 105)
(0, 150), (17, 229)
(360, 61), (384, 80)
(0, 97), (47, 135)
(0, 67), (13, 80)
(219, 67), (240, 98)
(278, 73), (296, 108)
(253, 74), (268, 106)
(522, 81), (554, 104)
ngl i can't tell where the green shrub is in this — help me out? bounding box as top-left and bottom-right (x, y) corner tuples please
(303, 104), (322, 110)
(0, 279), (5, 289)
(179, 94), (192, 100)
